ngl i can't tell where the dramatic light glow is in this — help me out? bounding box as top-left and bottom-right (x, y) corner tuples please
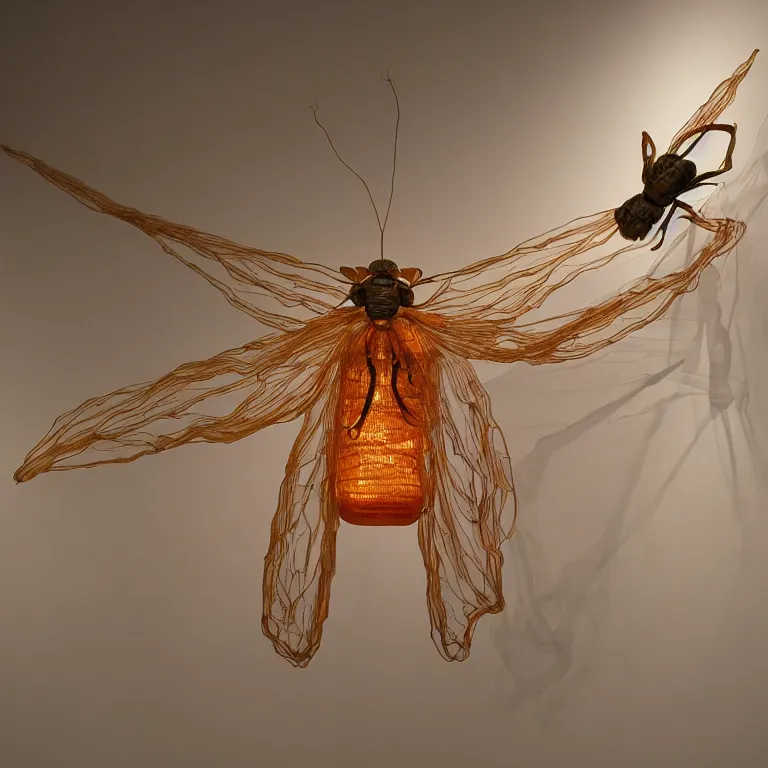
(333, 324), (426, 526)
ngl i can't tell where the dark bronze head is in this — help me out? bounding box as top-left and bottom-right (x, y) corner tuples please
(368, 259), (399, 276)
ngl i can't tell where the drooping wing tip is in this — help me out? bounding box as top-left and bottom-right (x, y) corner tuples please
(1, 144), (42, 174)
(736, 47), (759, 83)
(1, 144), (21, 159)
(738, 49), (760, 78)
(737, 48), (759, 73)
(261, 616), (320, 669)
(502, 520), (518, 544)
(13, 463), (35, 483)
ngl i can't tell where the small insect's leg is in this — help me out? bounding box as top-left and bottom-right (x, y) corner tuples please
(641, 132), (657, 184)
(345, 339), (377, 439)
(650, 202), (682, 252)
(676, 123), (736, 157)
(650, 199), (706, 251)
(685, 129), (737, 190)
(672, 199), (701, 224)
(677, 124), (737, 187)
(676, 129), (710, 160)
(679, 181), (723, 204)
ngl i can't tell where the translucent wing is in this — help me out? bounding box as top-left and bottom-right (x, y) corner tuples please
(13, 310), (367, 483)
(409, 209), (745, 366)
(264, 315), (392, 667)
(261, 373), (342, 668)
(415, 209), (621, 318)
(415, 50), (758, 321)
(0, 145), (350, 332)
(667, 48), (758, 154)
(406, 314), (516, 661)
(339, 265), (371, 283)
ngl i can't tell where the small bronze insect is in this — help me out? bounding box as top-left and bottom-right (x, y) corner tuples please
(615, 124), (737, 249)
(614, 47), (759, 251)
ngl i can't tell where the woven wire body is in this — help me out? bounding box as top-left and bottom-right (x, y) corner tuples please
(332, 319), (427, 526)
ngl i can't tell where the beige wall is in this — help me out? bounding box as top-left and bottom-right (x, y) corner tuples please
(1, 1), (768, 766)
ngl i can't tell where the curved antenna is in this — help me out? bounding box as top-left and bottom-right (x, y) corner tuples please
(312, 104), (383, 233)
(380, 74), (400, 260)
(312, 74), (401, 263)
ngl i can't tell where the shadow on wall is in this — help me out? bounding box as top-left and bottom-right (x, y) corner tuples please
(485, 115), (768, 725)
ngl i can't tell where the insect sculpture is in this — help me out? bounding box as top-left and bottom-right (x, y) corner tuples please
(615, 51), (758, 248)
(3, 50), (757, 667)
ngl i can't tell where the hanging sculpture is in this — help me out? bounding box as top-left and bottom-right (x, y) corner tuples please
(3, 49), (758, 667)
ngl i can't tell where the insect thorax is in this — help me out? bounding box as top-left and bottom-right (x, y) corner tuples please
(350, 271), (414, 322)
(362, 276), (403, 320)
(643, 154), (697, 207)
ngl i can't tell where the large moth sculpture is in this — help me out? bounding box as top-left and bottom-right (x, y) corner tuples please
(3, 50), (757, 667)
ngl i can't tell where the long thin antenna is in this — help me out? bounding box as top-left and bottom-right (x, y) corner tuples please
(380, 74), (400, 262)
(312, 73), (401, 263)
(312, 104), (383, 233)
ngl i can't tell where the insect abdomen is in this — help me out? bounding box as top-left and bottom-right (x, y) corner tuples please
(332, 326), (426, 526)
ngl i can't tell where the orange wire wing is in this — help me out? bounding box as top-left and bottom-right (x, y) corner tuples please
(415, 323), (516, 661)
(12, 310), (365, 483)
(0, 145), (349, 333)
(261, 322), (364, 667)
(415, 48), (758, 340)
(261, 313), (516, 665)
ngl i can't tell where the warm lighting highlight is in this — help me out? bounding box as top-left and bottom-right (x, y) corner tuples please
(332, 323), (426, 526)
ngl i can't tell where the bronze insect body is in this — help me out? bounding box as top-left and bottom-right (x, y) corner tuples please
(339, 259), (424, 438)
(615, 123), (738, 249)
(344, 259), (419, 321)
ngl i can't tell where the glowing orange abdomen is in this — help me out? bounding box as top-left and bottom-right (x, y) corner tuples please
(332, 324), (426, 526)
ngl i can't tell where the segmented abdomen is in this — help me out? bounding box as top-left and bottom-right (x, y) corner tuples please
(331, 322), (426, 526)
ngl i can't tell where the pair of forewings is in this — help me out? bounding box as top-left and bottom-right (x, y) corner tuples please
(3, 50), (756, 666)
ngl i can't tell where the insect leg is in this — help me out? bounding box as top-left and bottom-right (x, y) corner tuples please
(649, 199), (700, 252)
(676, 128), (713, 159)
(675, 123), (736, 164)
(388, 331), (420, 426)
(669, 199), (699, 222)
(344, 339), (377, 439)
(391, 349), (419, 425)
(683, 125), (737, 189)
(650, 203), (679, 251)
(651, 123), (738, 251)
(641, 132), (657, 184)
